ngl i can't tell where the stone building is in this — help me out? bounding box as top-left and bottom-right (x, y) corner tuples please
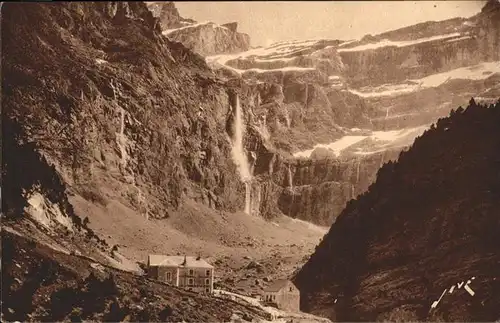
(147, 255), (214, 293)
(263, 279), (300, 312)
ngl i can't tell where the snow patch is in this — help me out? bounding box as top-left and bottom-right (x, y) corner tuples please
(270, 38), (323, 48)
(206, 38), (325, 71)
(349, 83), (417, 98)
(243, 66), (316, 74)
(207, 52), (317, 75)
(293, 136), (367, 158)
(338, 32), (462, 52)
(350, 61), (500, 98)
(163, 21), (218, 35)
(254, 56), (297, 63)
(293, 126), (428, 158)
(338, 39), (357, 47)
(446, 35), (472, 43)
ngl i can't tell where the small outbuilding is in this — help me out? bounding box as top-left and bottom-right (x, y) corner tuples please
(262, 279), (300, 312)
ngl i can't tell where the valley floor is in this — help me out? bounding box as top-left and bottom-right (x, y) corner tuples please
(2, 206), (329, 322)
(70, 194), (328, 296)
(2, 190), (329, 321)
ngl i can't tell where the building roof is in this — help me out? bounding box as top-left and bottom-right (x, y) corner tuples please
(264, 279), (295, 292)
(148, 255), (214, 269)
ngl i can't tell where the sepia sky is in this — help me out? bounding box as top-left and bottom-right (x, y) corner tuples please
(175, 1), (486, 47)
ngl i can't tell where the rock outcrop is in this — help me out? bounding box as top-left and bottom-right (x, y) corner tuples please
(165, 22), (251, 56)
(294, 100), (500, 321)
(147, 2), (250, 56)
(146, 1), (195, 29)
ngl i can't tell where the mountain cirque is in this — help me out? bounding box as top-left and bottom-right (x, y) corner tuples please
(156, 1), (500, 225)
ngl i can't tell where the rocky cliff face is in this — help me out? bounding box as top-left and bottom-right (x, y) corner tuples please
(2, 1), (256, 225)
(147, 2), (250, 56)
(197, 1), (500, 225)
(209, 7), (500, 133)
(146, 1), (196, 29)
(294, 100), (500, 321)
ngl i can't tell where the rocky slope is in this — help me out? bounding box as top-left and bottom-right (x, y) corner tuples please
(147, 2), (250, 56)
(294, 99), (500, 321)
(2, 229), (270, 322)
(2, 1), (252, 220)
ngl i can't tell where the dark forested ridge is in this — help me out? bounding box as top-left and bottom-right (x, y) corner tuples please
(294, 99), (500, 322)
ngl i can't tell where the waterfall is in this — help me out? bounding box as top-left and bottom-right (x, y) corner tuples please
(251, 183), (262, 216)
(250, 151), (257, 177)
(287, 164), (293, 189)
(116, 107), (128, 168)
(231, 94), (252, 182)
(379, 151), (385, 169)
(230, 94), (253, 214)
(352, 159), (360, 198)
(356, 158), (361, 184)
(244, 182), (251, 215)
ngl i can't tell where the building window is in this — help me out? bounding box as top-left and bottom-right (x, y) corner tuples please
(206, 269), (210, 276)
(206, 288), (210, 293)
(188, 278), (194, 286)
(205, 278), (210, 285)
(189, 269), (194, 276)
(166, 272), (171, 281)
(289, 287), (293, 292)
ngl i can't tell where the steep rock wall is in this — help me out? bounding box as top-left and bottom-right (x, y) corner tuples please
(2, 2), (254, 220)
(148, 2), (250, 56)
